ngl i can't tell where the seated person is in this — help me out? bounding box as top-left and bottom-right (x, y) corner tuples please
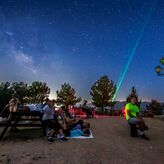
(9, 97), (20, 112)
(7, 97), (21, 131)
(69, 121), (90, 137)
(61, 117), (91, 137)
(125, 96), (149, 140)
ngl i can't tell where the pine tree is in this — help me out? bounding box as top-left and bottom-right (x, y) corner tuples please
(10, 82), (28, 102)
(28, 81), (50, 103)
(90, 75), (116, 112)
(56, 83), (81, 108)
(126, 86), (141, 107)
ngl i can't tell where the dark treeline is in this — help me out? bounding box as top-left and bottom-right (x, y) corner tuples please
(0, 81), (50, 111)
(1, 77), (163, 115)
(0, 75), (117, 112)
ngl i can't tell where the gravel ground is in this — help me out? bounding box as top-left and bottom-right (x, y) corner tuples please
(0, 117), (164, 164)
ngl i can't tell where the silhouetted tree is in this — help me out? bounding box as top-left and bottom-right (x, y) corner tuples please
(126, 86), (141, 107)
(28, 81), (50, 103)
(0, 81), (51, 111)
(56, 83), (81, 108)
(0, 82), (12, 111)
(10, 82), (28, 102)
(90, 75), (116, 112)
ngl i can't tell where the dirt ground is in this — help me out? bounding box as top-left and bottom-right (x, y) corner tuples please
(0, 117), (164, 164)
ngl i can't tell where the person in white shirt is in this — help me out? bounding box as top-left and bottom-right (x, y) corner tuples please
(42, 100), (67, 142)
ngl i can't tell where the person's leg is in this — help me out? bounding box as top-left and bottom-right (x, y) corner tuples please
(128, 118), (138, 137)
(138, 119), (148, 131)
(55, 122), (68, 141)
(43, 120), (55, 142)
(10, 116), (20, 132)
(58, 129), (68, 141)
(137, 119), (149, 140)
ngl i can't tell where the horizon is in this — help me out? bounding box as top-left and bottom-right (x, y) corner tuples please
(0, 79), (162, 103)
(0, 0), (164, 102)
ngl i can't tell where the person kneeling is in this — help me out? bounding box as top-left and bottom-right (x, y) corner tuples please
(125, 96), (149, 140)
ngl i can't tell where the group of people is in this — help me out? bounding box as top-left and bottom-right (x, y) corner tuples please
(40, 98), (91, 142)
(0, 95), (150, 141)
(0, 97), (91, 142)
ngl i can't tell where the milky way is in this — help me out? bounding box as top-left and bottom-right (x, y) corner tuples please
(0, 0), (164, 101)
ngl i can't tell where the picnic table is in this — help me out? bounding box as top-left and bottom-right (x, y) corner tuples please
(0, 111), (44, 141)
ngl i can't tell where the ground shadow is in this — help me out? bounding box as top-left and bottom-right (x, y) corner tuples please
(2, 128), (44, 141)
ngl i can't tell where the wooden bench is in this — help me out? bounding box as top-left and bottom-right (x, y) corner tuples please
(0, 111), (44, 141)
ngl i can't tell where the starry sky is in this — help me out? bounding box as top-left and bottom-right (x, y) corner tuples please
(0, 0), (164, 102)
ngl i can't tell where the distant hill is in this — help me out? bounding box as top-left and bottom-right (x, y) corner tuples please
(111, 101), (150, 111)
(112, 101), (125, 110)
(76, 101), (163, 112)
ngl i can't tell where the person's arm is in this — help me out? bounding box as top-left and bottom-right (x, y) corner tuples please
(127, 110), (133, 118)
(42, 105), (49, 113)
(136, 112), (142, 120)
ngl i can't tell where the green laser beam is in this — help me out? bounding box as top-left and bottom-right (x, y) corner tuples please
(112, 0), (158, 102)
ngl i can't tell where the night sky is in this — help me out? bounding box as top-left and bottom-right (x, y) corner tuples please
(0, 0), (164, 102)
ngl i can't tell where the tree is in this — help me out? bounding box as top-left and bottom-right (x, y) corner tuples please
(126, 86), (141, 107)
(146, 99), (163, 115)
(0, 82), (13, 111)
(56, 83), (81, 108)
(10, 82), (28, 102)
(90, 75), (116, 112)
(28, 81), (50, 103)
